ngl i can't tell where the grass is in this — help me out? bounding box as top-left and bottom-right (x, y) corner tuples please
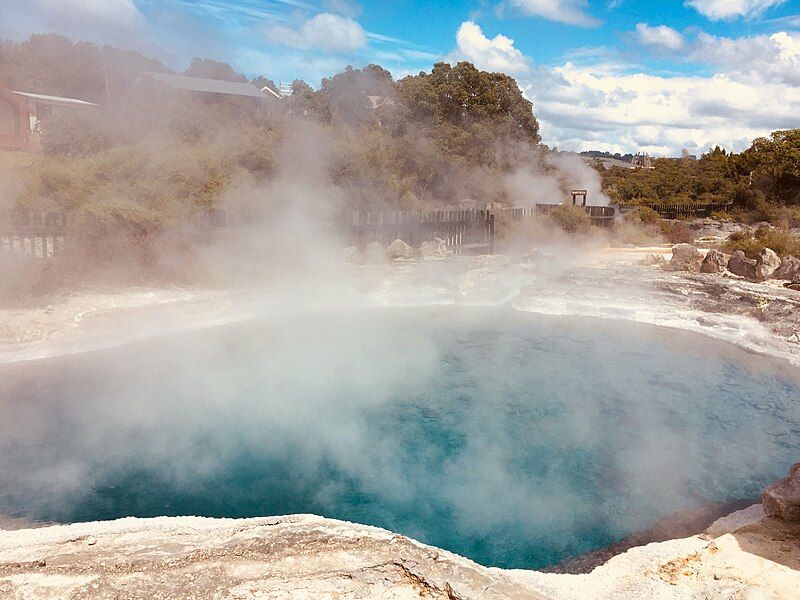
(722, 227), (800, 259)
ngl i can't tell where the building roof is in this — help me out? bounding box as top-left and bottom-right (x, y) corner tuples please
(12, 91), (98, 107)
(260, 85), (281, 99)
(140, 72), (271, 98)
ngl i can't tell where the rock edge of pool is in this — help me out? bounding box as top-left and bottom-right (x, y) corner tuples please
(1, 500), (799, 599)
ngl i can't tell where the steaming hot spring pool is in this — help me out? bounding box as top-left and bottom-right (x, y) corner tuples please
(2, 306), (799, 569)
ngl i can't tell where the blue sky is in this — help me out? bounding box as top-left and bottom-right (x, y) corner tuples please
(2, 0), (799, 154)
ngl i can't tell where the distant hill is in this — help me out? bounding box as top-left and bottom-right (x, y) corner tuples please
(579, 151), (634, 162)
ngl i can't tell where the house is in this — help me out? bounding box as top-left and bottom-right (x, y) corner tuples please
(631, 153), (655, 169)
(13, 91), (98, 134)
(138, 72), (275, 100)
(0, 81), (98, 151)
(367, 95), (394, 110)
(0, 82), (33, 151)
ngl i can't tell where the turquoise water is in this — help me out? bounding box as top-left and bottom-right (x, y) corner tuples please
(1, 307), (799, 569)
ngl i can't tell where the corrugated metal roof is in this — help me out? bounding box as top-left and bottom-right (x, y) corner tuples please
(140, 72), (271, 98)
(12, 91), (98, 107)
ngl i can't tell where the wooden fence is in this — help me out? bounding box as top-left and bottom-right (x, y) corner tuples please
(644, 202), (732, 220)
(0, 211), (67, 261)
(351, 209), (495, 255)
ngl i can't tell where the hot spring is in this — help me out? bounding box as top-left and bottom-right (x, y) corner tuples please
(1, 307), (799, 570)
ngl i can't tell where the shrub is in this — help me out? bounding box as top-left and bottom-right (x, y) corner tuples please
(547, 204), (593, 235)
(623, 206), (661, 226)
(709, 210), (732, 221)
(659, 221), (696, 244)
(722, 227), (800, 259)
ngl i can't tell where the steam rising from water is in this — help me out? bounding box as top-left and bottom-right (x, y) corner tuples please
(1, 307), (798, 569)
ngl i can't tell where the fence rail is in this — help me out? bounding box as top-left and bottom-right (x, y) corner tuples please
(351, 209), (495, 255)
(642, 202), (732, 220)
(1, 211), (67, 261)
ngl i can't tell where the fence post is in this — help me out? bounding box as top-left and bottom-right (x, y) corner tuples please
(40, 212), (47, 262)
(489, 213), (495, 255)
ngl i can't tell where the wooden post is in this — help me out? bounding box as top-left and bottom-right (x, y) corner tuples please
(489, 213), (495, 255)
(41, 212), (47, 262)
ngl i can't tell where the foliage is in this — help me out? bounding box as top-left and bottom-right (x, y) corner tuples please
(1, 34), (549, 284)
(722, 227), (800, 259)
(600, 135), (800, 225)
(396, 62), (540, 167)
(184, 58), (247, 82)
(659, 221), (696, 244)
(547, 205), (592, 235)
(623, 206), (660, 227)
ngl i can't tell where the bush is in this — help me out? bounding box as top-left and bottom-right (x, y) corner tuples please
(547, 204), (593, 235)
(623, 206), (661, 226)
(723, 227), (800, 259)
(659, 220), (696, 244)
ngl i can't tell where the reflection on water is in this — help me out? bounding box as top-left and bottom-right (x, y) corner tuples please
(1, 307), (798, 569)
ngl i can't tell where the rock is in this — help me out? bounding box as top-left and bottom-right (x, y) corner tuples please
(754, 248), (781, 281)
(706, 504), (765, 538)
(762, 463), (800, 522)
(2, 510), (798, 599)
(0, 515), (549, 600)
(727, 251), (757, 279)
(386, 239), (415, 261)
(418, 237), (453, 261)
(774, 255), (800, 281)
(363, 241), (385, 264)
(342, 246), (364, 264)
(668, 244), (703, 273)
(700, 249), (729, 274)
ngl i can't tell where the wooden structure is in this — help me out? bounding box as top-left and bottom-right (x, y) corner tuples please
(0, 211), (66, 261)
(571, 189), (588, 206)
(644, 202), (732, 220)
(351, 209), (495, 255)
(0, 82), (33, 151)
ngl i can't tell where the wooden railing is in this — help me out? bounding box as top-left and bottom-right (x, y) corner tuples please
(643, 202), (732, 219)
(0, 211), (67, 261)
(351, 209), (495, 255)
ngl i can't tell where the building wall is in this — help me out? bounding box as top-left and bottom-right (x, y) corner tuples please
(0, 96), (19, 135)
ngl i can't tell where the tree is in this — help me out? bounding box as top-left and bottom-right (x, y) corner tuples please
(0, 34), (167, 103)
(284, 80), (329, 121)
(320, 64), (395, 126)
(396, 61), (540, 166)
(183, 58), (246, 82)
(743, 130), (800, 204)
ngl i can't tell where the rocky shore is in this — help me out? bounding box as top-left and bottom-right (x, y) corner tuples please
(1, 499), (798, 599)
(2, 244), (799, 368)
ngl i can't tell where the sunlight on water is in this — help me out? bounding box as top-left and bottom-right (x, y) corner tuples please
(1, 307), (799, 569)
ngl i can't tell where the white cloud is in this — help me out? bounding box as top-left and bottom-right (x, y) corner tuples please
(689, 30), (800, 85)
(635, 23), (685, 51)
(452, 21), (531, 73)
(508, 0), (601, 27)
(685, 0), (788, 20)
(526, 60), (800, 154)
(263, 13), (367, 53)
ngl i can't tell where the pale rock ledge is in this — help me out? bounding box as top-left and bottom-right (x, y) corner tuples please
(1, 507), (798, 599)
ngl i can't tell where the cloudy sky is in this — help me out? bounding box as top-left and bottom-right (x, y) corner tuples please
(2, 0), (799, 155)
